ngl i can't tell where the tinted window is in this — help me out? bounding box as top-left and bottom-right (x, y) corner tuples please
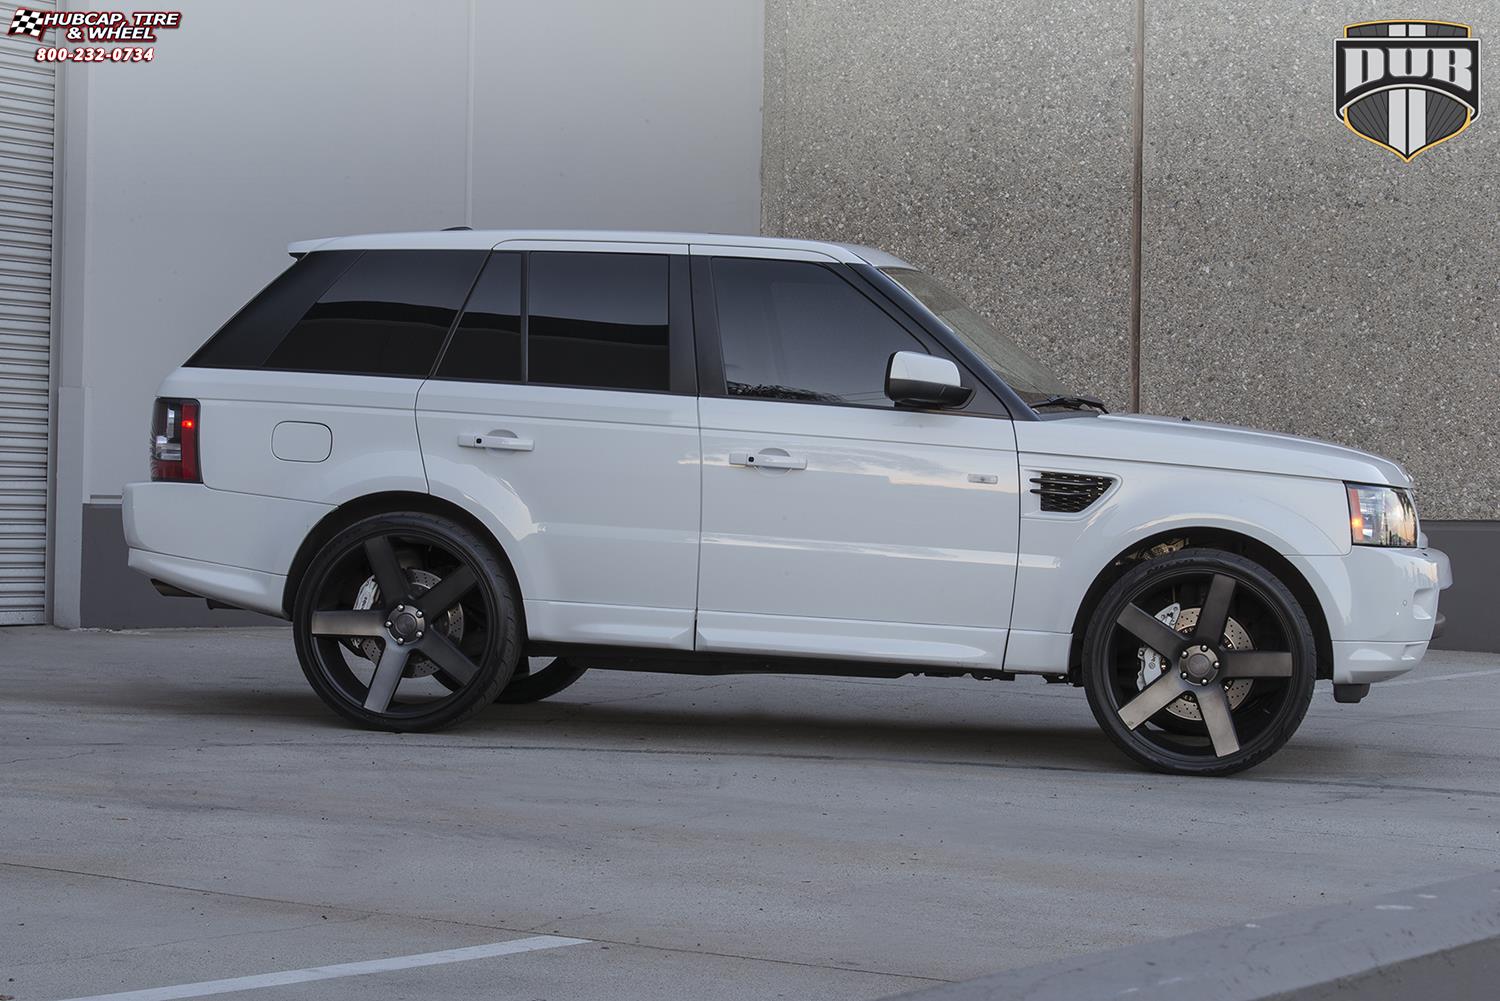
(187, 252), (360, 369)
(263, 250), (486, 377)
(434, 252), (522, 383)
(527, 252), (669, 391)
(711, 258), (926, 406)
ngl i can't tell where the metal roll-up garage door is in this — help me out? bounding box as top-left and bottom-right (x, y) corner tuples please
(0, 3), (55, 625)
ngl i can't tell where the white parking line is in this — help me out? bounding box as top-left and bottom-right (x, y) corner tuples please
(52, 935), (590, 1001)
(1385, 667), (1500, 687)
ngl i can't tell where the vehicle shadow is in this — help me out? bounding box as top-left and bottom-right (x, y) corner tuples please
(462, 691), (1125, 773)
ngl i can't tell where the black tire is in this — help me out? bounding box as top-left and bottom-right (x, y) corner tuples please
(1082, 548), (1316, 776)
(292, 512), (521, 732)
(496, 657), (589, 704)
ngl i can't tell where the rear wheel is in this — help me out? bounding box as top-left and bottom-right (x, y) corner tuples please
(292, 512), (520, 731)
(1082, 549), (1316, 776)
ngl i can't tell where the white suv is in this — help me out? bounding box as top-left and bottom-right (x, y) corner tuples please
(123, 231), (1451, 775)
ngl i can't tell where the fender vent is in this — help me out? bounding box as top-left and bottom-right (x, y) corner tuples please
(1030, 472), (1113, 513)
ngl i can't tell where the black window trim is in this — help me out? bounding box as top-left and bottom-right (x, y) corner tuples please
(426, 250), (696, 397)
(693, 256), (1014, 420)
(852, 263), (1036, 421)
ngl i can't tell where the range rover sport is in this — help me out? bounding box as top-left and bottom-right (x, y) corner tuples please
(123, 230), (1451, 775)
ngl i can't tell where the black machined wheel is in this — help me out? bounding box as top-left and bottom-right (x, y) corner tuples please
(292, 512), (520, 732)
(496, 657), (589, 704)
(1083, 548), (1316, 776)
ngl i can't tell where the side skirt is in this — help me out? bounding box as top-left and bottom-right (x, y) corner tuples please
(524, 642), (1020, 682)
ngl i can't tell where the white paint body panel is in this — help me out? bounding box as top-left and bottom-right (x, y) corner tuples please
(124, 234), (1446, 691)
(416, 381), (700, 650)
(1009, 416), (1446, 682)
(697, 397), (1019, 666)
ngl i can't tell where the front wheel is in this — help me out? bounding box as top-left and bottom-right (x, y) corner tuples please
(292, 512), (521, 732)
(1082, 548), (1316, 776)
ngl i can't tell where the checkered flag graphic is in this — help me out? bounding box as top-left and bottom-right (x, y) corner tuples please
(8, 7), (46, 39)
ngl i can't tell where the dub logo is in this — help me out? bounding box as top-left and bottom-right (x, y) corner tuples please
(1335, 20), (1481, 161)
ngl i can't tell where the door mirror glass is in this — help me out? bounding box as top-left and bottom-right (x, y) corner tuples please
(884, 351), (973, 408)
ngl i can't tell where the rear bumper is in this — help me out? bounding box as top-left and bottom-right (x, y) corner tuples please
(123, 481), (330, 618)
(128, 549), (288, 619)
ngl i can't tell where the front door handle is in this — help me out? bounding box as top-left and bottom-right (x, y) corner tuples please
(459, 431), (534, 452)
(729, 449), (806, 471)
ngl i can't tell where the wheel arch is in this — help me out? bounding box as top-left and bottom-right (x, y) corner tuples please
(280, 491), (526, 631)
(1065, 527), (1335, 682)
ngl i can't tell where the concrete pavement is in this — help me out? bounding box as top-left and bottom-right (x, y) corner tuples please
(1, 626), (1497, 1000)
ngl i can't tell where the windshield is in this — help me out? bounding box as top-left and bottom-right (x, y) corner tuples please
(880, 267), (1073, 403)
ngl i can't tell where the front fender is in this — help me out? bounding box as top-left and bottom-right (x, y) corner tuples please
(1008, 456), (1350, 654)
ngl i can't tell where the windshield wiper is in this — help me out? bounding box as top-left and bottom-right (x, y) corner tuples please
(1030, 394), (1109, 413)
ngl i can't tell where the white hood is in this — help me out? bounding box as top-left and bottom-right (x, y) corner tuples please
(1025, 413), (1413, 488)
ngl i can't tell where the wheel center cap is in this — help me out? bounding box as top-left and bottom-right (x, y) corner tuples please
(386, 604), (424, 643)
(1181, 644), (1220, 683)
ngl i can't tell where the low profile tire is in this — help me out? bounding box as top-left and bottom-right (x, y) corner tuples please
(1082, 548), (1316, 776)
(497, 657), (588, 704)
(292, 512), (521, 732)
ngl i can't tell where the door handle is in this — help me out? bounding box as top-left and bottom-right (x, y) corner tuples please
(459, 431), (534, 452)
(729, 449), (806, 471)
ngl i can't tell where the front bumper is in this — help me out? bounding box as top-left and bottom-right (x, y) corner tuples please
(1290, 545), (1451, 685)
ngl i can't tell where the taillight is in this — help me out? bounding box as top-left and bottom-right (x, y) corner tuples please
(150, 398), (201, 482)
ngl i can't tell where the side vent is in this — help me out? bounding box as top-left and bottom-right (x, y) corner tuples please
(1030, 472), (1113, 513)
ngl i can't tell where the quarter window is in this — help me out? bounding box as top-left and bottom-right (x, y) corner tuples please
(263, 250), (486, 377)
(711, 258), (927, 407)
(187, 251), (360, 370)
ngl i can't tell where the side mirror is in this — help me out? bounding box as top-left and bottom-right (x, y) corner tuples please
(884, 351), (973, 408)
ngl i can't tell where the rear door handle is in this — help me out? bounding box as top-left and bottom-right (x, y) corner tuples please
(459, 431), (534, 452)
(729, 449), (806, 470)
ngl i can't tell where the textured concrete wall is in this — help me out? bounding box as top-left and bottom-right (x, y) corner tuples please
(764, 2), (1500, 520)
(762, 0), (1137, 410)
(1140, 4), (1500, 520)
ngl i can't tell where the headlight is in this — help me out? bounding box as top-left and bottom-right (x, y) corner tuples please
(1346, 483), (1417, 548)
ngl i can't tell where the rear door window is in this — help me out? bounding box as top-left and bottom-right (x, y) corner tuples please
(434, 251), (672, 392)
(527, 252), (670, 391)
(432, 252), (523, 383)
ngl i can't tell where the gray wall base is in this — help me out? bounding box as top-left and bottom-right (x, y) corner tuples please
(79, 503), (280, 628)
(1424, 520), (1499, 653)
(886, 871), (1500, 1001)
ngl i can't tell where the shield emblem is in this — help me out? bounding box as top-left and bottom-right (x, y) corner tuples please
(1335, 20), (1482, 161)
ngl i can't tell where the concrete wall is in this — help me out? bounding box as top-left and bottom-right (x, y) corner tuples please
(51, 0), (765, 626)
(763, 0), (1499, 650)
(762, 0), (1138, 411)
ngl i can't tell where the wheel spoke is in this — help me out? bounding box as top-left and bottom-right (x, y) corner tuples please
(364, 536), (410, 606)
(419, 631), (480, 686)
(309, 610), (386, 637)
(1194, 574), (1236, 645)
(363, 641), (409, 712)
(1196, 684), (1241, 757)
(1220, 650), (1294, 678)
(1118, 604), (1189, 660)
(1118, 671), (1191, 729)
(415, 565), (476, 620)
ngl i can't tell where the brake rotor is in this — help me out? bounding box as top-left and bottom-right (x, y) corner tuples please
(1136, 602), (1253, 721)
(345, 568), (465, 678)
